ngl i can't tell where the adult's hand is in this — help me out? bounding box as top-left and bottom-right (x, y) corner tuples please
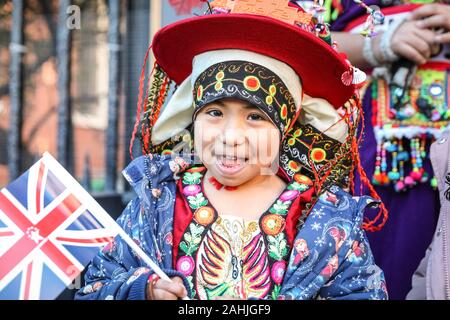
(411, 3), (450, 44)
(387, 19), (436, 65)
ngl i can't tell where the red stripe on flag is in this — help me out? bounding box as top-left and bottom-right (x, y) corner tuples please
(36, 162), (45, 215)
(35, 193), (81, 238)
(0, 192), (33, 231)
(0, 236), (37, 280)
(40, 240), (81, 281)
(0, 192), (82, 285)
(23, 261), (33, 300)
(0, 230), (15, 237)
(56, 236), (114, 244)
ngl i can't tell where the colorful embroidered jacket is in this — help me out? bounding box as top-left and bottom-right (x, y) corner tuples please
(75, 154), (388, 300)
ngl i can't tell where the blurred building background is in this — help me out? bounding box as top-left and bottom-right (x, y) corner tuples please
(0, 0), (206, 205)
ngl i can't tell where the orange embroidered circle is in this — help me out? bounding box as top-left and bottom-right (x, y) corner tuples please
(266, 95), (273, 105)
(194, 207), (215, 226)
(288, 160), (300, 172)
(215, 71), (225, 81)
(288, 138), (296, 146)
(269, 84), (277, 96)
(161, 149), (173, 156)
(294, 174), (313, 186)
(215, 81), (223, 91)
(186, 166), (205, 173)
(261, 214), (286, 236)
(293, 128), (302, 137)
(281, 104), (288, 120)
(196, 85), (204, 101)
(243, 76), (261, 92)
(311, 148), (326, 163)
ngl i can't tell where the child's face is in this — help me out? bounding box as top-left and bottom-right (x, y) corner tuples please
(194, 98), (281, 187)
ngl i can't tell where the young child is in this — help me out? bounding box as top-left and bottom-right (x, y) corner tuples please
(75, 0), (388, 300)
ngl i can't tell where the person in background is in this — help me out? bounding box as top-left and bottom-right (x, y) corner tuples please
(294, 0), (450, 299)
(407, 131), (450, 300)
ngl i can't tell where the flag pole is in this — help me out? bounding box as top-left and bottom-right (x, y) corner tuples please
(116, 229), (190, 300)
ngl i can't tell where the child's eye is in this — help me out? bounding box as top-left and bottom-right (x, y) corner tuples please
(247, 113), (266, 121)
(206, 109), (223, 117)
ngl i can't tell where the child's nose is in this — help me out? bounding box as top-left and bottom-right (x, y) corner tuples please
(221, 127), (246, 146)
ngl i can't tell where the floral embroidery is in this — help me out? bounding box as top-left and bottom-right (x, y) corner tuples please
(261, 214), (286, 236)
(194, 207), (215, 226)
(177, 256), (195, 276)
(175, 166), (313, 300)
(179, 223), (205, 256)
(266, 233), (288, 260)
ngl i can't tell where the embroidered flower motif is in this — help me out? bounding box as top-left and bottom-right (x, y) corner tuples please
(271, 261), (287, 285)
(177, 256), (195, 276)
(183, 184), (201, 196)
(288, 160), (300, 172)
(194, 206), (215, 226)
(243, 75), (261, 92)
(311, 148), (326, 163)
(165, 232), (173, 245)
(174, 156), (189, 170)
(261, 214), (286, 236)
(279, 190), (299, 202)
(294, 174), (313, 186)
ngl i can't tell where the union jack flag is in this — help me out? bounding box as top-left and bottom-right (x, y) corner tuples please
(0, 153), (124, 300)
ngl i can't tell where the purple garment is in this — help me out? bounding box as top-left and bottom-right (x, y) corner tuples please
(357, 91), (439, 300)
(296, 0), (441, 299)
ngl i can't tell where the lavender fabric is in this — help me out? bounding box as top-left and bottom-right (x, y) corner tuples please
(295, 0), (441, 299)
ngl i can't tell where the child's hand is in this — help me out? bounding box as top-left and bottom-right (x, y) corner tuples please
(146, 276), (188, 300)
(412, 3), (450, 44)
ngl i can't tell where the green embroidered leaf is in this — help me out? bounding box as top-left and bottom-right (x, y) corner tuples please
(281, 246), (288, 258)
(270, 200), (291, 215)
(193, 236), (201, 245)
(187, 193), (208, 209)
(184, 233), (192, 243)
(269, 244), (278, 254)
(289, 182), (309, 192)
(179, 241), (189, 254)
(279, 239), (287, 250)
(183, 172), (202, 185)
(269, 250), (281, 261)
(189, 224), (205, 240)
(267, 236), (277, 245)
(186, 276), (195, 299)
(271, 285), (281, 300)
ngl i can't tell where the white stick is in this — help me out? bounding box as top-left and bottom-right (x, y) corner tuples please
(118, 229), (190, 300)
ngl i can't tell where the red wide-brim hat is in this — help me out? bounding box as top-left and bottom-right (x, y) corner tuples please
(152, 13), (355, 108)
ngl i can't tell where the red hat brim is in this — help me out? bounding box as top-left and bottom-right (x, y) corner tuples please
(152, 13), (354, 108)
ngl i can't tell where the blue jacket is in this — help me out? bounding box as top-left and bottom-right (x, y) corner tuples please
(75, 154), (388, 300)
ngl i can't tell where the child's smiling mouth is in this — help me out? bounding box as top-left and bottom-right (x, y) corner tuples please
(215, 154), (249, 176)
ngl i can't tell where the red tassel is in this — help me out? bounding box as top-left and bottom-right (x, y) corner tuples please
(129, 44), (153, 160)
